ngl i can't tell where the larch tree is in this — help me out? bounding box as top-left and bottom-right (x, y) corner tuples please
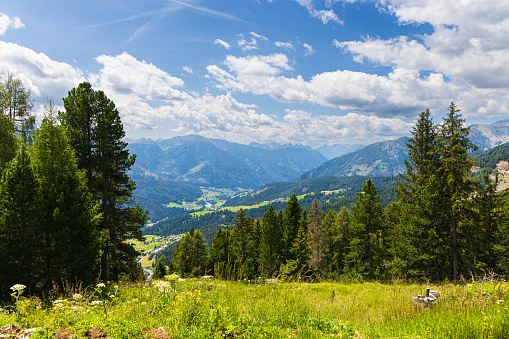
(59, 82), (147, 282)
(0, 74), (35, 144)
(172, 227), (208, 277)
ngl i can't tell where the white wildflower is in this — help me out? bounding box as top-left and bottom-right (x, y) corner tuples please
(72, 293), (82, 301)
(154, 281), (173, 293)
(90, 300), (103, 306)
(96, 283), (106, 289)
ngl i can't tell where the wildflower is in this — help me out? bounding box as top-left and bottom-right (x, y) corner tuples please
(72, 293), (82, 301)
(10, 284), (26, 293)
(96, 283), (106, 289)
(154, 281), (173, 293)
(90, 300), (103, 306)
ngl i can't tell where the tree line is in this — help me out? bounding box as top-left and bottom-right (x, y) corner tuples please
(169, 104), (509, 283)
(0, 76), (147, 298)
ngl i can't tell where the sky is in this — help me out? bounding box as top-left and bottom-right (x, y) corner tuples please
(0, 0), (508, 147)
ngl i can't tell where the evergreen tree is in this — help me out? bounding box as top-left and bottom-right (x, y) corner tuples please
(153, 255), (168, 279)
(282, 194), (302, 263)
(322, 206), (350, 278)
(0, 145), (40, 297)
(172, 227), (208, 277)
(346, 178), (388, 280)
(209, 227), (233, 277)
(31, 112), (100, 288)
(308, 198), (325, 275)
(259, 204), (283, 277)
(60, 82), (147, 281)
(438, 102), (477, 281)
(0, 114), (18, 172)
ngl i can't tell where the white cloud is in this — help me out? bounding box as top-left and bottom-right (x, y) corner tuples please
(303, 43), (314, 55)
(237, 32), (268, 51)
(0, 13), (25, 35)
(333, 0), (509, 117)
(275, 41), (296, 50)
(214, 38), (231, 49)
(183, 66), (193, 74)
(293, 0), (342, 24)
(0, 41), (84, 103)
(208, 54), (453, 117)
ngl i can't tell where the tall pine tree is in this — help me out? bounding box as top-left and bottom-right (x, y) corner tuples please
(60, 82), (147, 281)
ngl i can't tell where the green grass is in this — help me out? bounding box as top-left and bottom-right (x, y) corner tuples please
(1, 279), (509, 338)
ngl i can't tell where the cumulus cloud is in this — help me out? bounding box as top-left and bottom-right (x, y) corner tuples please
(0, 41), (84, 104)
(182, 66), (193, 74)
(207, 53), (453, 117)
(334, 0), (509, 117)
(0, 13), (24, 35)
(214, 38), (231, 49)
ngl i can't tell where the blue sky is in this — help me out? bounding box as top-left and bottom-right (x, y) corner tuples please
(1, 0), (508, 147)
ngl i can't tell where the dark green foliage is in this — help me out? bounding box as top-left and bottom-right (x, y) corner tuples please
(60, 82), (147, 282)
(470, 142), (509, 171)
(0, 145), (40, 297)
(346, 179), (388, 280)
(31, 114), (100, 289)
(153, 255), (168, 279)
(230, 209), (261, 279)
(0, 114), (18, 172)
(282, 195), (302, 263)
(259, 205), (283, 277)
(171, 227), (208, 277)
(209, 227), (233, 277)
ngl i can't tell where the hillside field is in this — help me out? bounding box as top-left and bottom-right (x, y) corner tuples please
(1, 278), (509, 338)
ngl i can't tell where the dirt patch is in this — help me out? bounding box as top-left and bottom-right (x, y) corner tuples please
(54, 329), (75, 339)
(142, 328), (169, 339)
(85, 327), (108, 338)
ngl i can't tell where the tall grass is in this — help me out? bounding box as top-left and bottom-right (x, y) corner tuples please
(1, 278), (509, 338)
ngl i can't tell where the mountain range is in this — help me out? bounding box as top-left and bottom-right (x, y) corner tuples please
(127, 135), (327, 189)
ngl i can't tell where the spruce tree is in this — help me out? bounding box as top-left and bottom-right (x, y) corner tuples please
(153, 255), (168, 279)
(282, 194), (302, 263)
(0, 145), (40, 297)
(60, 82), (147, 281)
(308, 198), (325, 275)
(172, 227), (208, 277)
(209, 227), (233, 277)
(347, 178), (387, 280)
(31, 112), (100, 288)
(260, 204), (283, 277)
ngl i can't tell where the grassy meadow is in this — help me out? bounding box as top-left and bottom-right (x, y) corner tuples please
(1, 277), (509, 338)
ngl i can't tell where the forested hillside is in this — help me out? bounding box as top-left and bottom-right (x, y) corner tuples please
(127, 135), (327, 189)
(156, 105), (509, 284)
(299, 137), (409, 179)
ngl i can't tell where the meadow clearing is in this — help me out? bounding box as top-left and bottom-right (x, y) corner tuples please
(1, 276), (509, 338)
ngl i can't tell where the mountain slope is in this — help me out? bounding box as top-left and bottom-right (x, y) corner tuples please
(300, 137), (409, 179)
(469, 118), (509, 150)
(127, 135), (327, 189)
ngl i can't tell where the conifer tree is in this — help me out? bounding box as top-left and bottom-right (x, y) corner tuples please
(260, 204), (283, 277)
(282, 194), (302, 263)
(0, 114), (18, 172)
(308, 198), (325, 274)
(153, 255), (168, 279)
(172, 227), (208, 277)
(209, 227), (233, 277)
(0, 145), (40, 296)
(60, 82), (147, 281)
(0, 74), (35, 144)
(31, 111), (99, 288)
(347, 178), (387, 280)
